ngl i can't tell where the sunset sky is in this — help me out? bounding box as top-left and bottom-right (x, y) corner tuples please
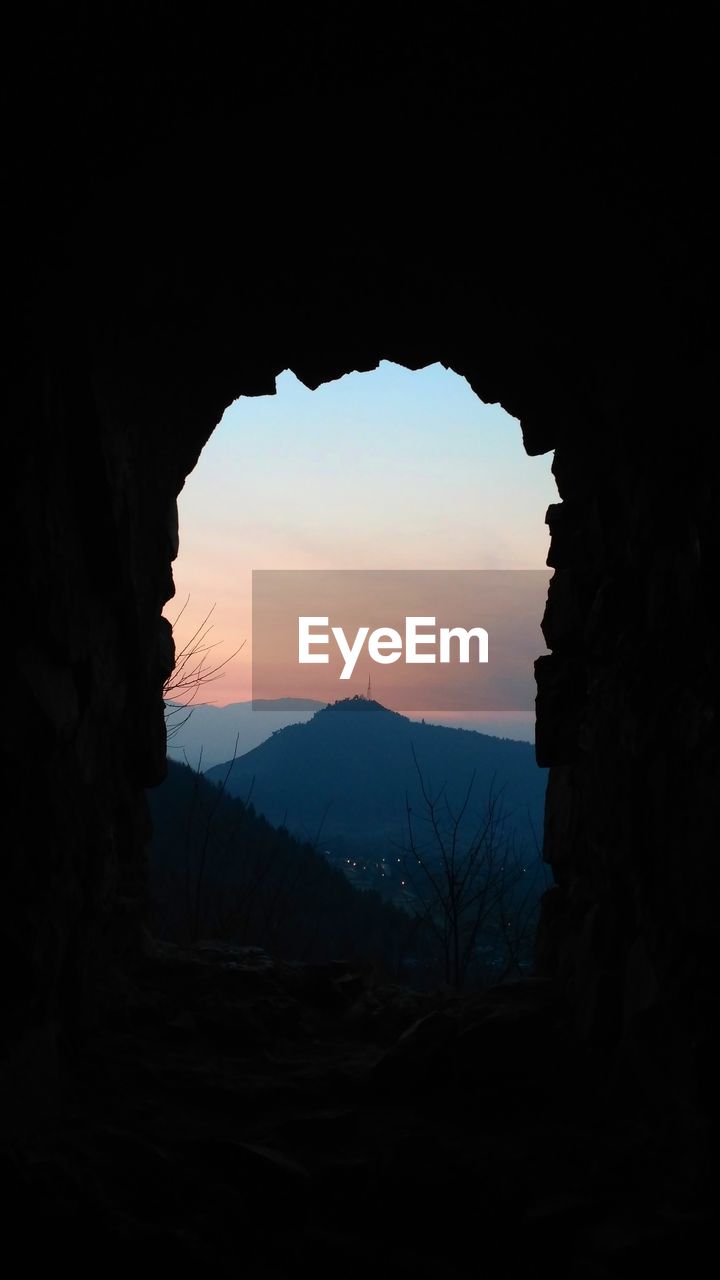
(168, 361), (557, 735)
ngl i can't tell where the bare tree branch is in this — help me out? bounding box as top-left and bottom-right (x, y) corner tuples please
(163, 599), (246, 741)
(397, 753), (540, 990)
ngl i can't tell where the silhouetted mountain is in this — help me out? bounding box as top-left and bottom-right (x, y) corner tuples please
(166, 697), (324, 770)
(205, 698), (548, 882)
(147, 758), (415, 972)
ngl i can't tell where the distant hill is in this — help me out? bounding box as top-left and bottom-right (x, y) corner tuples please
(166, 698), (324, 771)
(205, 698), (547, 884)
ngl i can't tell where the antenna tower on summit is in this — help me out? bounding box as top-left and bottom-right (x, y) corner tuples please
(366, 674), (373, 701)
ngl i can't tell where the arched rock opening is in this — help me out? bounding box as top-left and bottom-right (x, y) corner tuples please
(3, 12), (715, 1116)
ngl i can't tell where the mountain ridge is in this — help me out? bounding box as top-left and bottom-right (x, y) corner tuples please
(205, 697), (547, 877)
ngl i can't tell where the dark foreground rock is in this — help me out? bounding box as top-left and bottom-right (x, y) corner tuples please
(1, 944), (712, 1278)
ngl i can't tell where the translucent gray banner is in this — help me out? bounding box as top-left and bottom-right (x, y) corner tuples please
(252, 569), (550, 714)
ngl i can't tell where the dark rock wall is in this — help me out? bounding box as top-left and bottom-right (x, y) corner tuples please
(537, 381), (718, 1069)
(2, 11), (715, 1077)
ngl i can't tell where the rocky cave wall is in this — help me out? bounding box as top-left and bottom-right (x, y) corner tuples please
(2, 11), (715, 1084)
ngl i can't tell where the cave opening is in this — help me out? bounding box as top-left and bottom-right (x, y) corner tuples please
(150, 360), (558, 989)
(3, 11), (715, 1268)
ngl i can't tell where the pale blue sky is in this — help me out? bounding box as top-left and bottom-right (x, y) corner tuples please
(171, 361), (557, 723)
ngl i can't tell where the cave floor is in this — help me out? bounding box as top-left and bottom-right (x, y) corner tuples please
(3, 942), (711, 1278)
